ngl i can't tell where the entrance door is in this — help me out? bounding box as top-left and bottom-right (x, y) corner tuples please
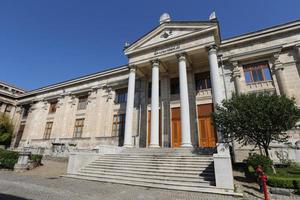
(147, 110), (162, 146)
(197, 104), (217, 147)
(171, 107), (181, 148)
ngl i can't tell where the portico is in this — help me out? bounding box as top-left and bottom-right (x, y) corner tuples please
(122, 15), (224, 148)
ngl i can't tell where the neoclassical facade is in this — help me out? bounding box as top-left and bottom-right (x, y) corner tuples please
(0, 82), (25, 120)
(4, 14), (300, 161)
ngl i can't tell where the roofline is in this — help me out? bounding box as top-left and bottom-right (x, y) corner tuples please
(0, 81), (26, 92)
(18, 64), (129, 98)
(221, 19), (300, 46)
(124, 20), (219, 51)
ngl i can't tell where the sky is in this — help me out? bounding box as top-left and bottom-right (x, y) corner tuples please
(1, 0), (300, 91)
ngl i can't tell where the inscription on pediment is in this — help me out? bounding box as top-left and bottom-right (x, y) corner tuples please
(154, 44), (180, 56)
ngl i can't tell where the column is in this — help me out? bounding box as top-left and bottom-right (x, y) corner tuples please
(208, 45), (224, 143)
(232, 62), (242, 95)
(272, 53), (288, 96)
(149, 60), (160, 147)
(177, 53), (192, 147)
(208, 45), (224, 106)
(123, 66), (136, 147)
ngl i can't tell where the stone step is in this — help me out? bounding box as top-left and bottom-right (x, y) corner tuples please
(91, 160), (213, 168)
(95, 157), (213, 164)
(79, 167), (215, 179)
(87, 162), (213, 171)
(73, 172), (213, 188)
(101, 154), (213, 160)
(78, 169), (215, 183)
(84, 165), (214, 174)
(65, 174), (238, 196)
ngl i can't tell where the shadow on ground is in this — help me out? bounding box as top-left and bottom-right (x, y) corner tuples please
(0, 193), (31, 200)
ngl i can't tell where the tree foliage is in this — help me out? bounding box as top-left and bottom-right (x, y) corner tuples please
(212, 92), (300, 157)
(0, 114), (14, 146)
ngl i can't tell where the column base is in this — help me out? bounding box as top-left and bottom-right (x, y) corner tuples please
(149, 144), (160, 148)
(123, 144), (133, 148)
(181, 143), (193, 148)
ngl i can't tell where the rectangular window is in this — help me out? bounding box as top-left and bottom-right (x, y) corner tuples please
(112, 114), (126, 137)
(4, 105), (12, 114)
(49, 101), (58, 114)
(115, 88), (127, 104)
(77, 95), (88, 110)
(170, 78), (180, 95)
(43, 122), (53, 139)
(73, 118), (84, 138)
(22, 105), (30, 118)
(243, 61), (272, 84)
(195, 72), (211, 91)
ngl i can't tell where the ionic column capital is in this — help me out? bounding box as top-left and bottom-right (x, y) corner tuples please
(128, 65), (136, 71)
(150, 59), (160, 67)
(270, 53), (284, 71)
(230, 61), (241, 78)
(208, 44), (218, 55)
(176, 52), (187, 61)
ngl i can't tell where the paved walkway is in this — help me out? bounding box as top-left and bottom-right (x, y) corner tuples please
(0, 159), (298, 200)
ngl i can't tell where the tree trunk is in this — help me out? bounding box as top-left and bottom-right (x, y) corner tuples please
(263, 146), (269, 158)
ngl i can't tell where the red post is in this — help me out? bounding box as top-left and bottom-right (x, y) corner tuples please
(256, 166), (269, 200)
(260, 174), (269, 200)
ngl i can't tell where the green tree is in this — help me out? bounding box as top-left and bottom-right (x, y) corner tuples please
(213, 93), (300, 157)
(0, 114), (14, 146)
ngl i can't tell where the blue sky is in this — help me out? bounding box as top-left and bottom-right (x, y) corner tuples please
(1, 0), (300, 90)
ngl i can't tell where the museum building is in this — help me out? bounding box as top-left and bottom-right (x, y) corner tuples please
(1, 13), (300, 193)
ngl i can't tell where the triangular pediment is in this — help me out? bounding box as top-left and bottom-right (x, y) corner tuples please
(124, 22), (219, 55)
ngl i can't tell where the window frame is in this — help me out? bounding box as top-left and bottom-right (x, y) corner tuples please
(243, 61), (272, 84)
(170, 78), (180, 95)
(48, 101), (58, 114)
(73, 118), (85, 138)
(43, 122), (53, 140)
(115, 88), (128, 104)
(22, 105), (31, 118)
(77, 95), (88, 110)
(112, 114), (126, 137)
(4, 104), (12, 114)
(194, 72), (211, 91)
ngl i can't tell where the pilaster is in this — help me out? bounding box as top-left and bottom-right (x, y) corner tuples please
(231, 61), (242, 95)
(271, 53), (289, 96)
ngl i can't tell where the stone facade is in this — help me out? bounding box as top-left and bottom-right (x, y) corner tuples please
(2, 14), (300, 162)
(0, 82), (25, 130)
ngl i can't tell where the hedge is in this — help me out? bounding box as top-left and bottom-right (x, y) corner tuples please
(0, 149), (19, 169)
(30, 154), (43, 165)
(268, 176), (300, 189)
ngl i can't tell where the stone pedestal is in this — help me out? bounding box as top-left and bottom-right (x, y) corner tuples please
(14, 151), (31, 172)
(213, 143), (234, 190)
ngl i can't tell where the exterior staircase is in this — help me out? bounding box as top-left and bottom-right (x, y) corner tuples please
(65, 148), (236, 195)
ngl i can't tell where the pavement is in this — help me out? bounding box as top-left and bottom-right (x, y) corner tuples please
(0, 159), (299, 200)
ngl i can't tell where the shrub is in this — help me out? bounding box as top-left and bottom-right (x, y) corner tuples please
(244, 165), (256, 181)
(30, 154), (43, 165)
(247, 153), (273, 173)
(268, 176), (300, 189)
(0, 149), (19, 169)
(0, 114), (14, 146)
